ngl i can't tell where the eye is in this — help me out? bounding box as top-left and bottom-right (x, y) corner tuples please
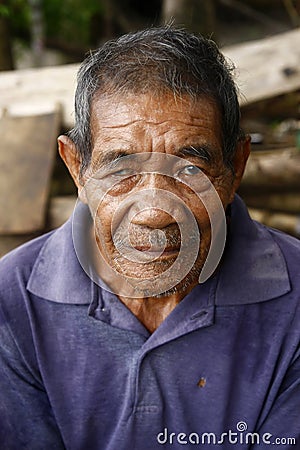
(175, 164), (211, 192)
(177, 165), (201, 177)
(111, 168), (135, 177)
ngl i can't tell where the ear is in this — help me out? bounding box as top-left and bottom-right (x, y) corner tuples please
(229, 135), (251, 203)
(57, 135), (88, 203)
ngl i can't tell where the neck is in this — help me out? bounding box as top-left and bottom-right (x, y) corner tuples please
(118, 281), (197, 333)
(89, 227), (198, 332)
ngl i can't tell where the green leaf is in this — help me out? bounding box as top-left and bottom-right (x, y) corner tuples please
(0, 5), (10, 17)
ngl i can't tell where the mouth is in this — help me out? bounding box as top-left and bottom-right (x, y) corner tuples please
(132, 245), (180, 258)
(115, 243), (180, 261)
(112, 223), (196, 262)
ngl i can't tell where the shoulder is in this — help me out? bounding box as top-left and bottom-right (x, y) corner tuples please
(232, 195), (300, 290)
(218, 196), (300, 309)
(0, 231), (55, 298)
(257, 224), (300, 324)
(267, 225), (300, 256)
(0, 232), (58, 366)
(264, 225), (300, 282)
(0, 212), (90, 306)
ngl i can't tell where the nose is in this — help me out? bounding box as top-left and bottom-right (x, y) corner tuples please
(130, 173), (183, 229)
(131, 207), (175, 229)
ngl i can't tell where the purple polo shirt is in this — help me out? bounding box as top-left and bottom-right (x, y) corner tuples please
(0, 195), (299, 449)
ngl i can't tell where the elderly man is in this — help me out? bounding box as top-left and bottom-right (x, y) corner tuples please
(0, 26), (299, 449)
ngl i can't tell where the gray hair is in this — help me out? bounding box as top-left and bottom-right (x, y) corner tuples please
(68, 26), (243, 174)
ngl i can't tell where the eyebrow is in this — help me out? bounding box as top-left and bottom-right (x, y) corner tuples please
(177, 145), (213, 164)
(92, 150), (130, 169)
(92, 144), (215, 170)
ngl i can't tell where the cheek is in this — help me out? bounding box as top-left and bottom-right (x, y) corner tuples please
(190, 202), (210, 230)
(213, 174), (235, 205)
(186, 183), (228, 243)
(93, 198), (117, 245)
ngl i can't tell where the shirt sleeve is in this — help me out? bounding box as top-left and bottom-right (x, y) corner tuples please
(250, 345), (300, 449)
(0, 304), (66, 450)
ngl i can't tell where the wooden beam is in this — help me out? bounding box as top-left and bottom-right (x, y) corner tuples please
(0, 28), (299, 127)
(0, 106), (60, 233)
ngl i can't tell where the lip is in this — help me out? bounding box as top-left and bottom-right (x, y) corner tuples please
(139, 248), (180, 261)
(120, 244), (180, 260)
(133, 245), (180, 253)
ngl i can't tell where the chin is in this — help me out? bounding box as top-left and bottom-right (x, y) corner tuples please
(114, 257), (204, 299)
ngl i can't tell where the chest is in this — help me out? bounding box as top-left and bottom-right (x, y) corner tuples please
(30, 304), (290, 449)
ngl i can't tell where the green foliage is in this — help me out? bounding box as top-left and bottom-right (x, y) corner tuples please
(1, 0), (31, 42)
(2, 0), (105, 50)
(0, 4), (10, 17)
(1, 0), (161, 63)
(43, 0), (105, 47)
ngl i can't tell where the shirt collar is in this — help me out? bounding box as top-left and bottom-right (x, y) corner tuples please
(215, 195), (290, 305)
(27, 215), (93, 304)
(27, 195), (290, 305)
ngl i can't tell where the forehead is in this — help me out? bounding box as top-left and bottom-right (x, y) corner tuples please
(90, 91), (222, 151)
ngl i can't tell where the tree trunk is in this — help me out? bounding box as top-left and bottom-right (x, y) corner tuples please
(28, 0), (45, 67)
(162, 0), (217, 38)
(0, 5), (14, 71)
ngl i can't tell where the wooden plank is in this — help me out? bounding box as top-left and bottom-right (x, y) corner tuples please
(0, 29), (299, 128)
(0, 106), (60, 233)
(240, 147), (300, 192)
(0, 64), (77, 129)
(223, 28), (300, 104)
(0, 195), (76, 258)
(242, 192), (300, 214)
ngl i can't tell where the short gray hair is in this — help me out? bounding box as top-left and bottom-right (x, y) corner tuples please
(68, 26), (243, 174)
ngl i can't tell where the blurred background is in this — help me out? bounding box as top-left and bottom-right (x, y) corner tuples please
(0, 0), (300, 256)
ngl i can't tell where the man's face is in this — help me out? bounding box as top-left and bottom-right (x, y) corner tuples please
(61, 92), (248, 298)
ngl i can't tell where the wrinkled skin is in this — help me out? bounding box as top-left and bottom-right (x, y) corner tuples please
(59, 92), (250, 332)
